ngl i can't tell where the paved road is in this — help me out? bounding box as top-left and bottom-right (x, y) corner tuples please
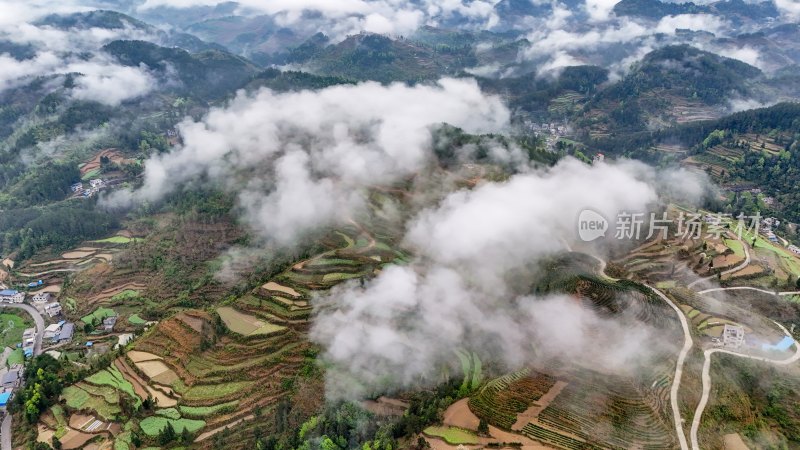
(646, 284), (693, 450)
(688, 236), (751, 289)
(689, 321), (800, 450)
(0, 303), (45, 450)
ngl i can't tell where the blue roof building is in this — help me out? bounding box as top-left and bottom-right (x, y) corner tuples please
(0, 289), (18, 296)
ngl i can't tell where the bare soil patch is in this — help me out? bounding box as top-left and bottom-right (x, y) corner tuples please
(60, 428), (96, 449)
(128, 351), (162, 363)
(443, 398), (479, 430)
(62, 251), (95, 259)
(263, 282), (300, 298)
(723, 433), (750, 450)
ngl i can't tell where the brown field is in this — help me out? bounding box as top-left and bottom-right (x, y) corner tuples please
(443, 398), (479, 430)
(135, 359), (175, 380)
(726, 265), (765, 278)
(218, 307), (286, 336)
(59, 429), (96, 450)
(37, 425), (54, 444)
(128, 351), (162, 363)
(62, 251), (95, 259)
(80, 148), (129, 176)
(262, 282), (300, 298)
(146, 385), (177, 407)
(115, 358), (149, 401)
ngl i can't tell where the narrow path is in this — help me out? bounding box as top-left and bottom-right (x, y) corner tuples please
(0, 303), (45, 450)
(698, 286), (800, 296)
(689, 321), (800, 450)
(14, 268), (78, 278)
(645, 284), (692, 450)
(688, 236), (751, 289)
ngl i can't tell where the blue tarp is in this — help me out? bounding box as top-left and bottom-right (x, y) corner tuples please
(0, 392), (11, 406)
(762, 336), (795, 352)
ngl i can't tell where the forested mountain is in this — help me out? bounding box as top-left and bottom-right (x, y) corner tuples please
(286, 33), (477, 83)
(103, 40), (259, 99)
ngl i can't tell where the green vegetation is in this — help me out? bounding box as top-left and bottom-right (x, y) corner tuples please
(13, 355), (65, 423)
(0, 201), (120, 260)
(139, 416), (205, 436)
(85, 366), (140, 404)
(93, 236), (134, 244)
(183, 381), (254, 401)
(111, 290), (141, 302)
(422, 426), (479, 445)
(128, 314), (147, 325)
(179, 401), (238, 417)
(7, 348), (24, 366)
(81, 307), (116, 326)
(0, 312), (32, 349)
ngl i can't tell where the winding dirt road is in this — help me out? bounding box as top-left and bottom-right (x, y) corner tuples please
(689, 320), (800, 450)
(645, 284), (693, 450)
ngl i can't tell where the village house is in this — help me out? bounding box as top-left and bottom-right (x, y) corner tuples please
(44, 302), (62, 318)
(89, 178), (104, 188)
(22, 327), (36, 348)
(0, 289), (24, 303)
(70, 182), (83, 193)
(723, 324), (745, 348)
(102, 315), (118, 332)
(1, 368), (21, 390)
(43, 323), (62, 340)
(32, 292), (52, 303)
(57, 322), (75, 343)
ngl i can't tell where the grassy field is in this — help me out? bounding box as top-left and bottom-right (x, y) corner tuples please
(92, 236), (135, 244)
(423, 426), (479, 445)
(85, 366), (140, 404)
(139, 416), (206, 436)
(724, 238), (745, 258)
(128, 314), (147, 325)
(111, 290), (141, 302)
(179, 401), (239, 417)
(7, 348), (24, 366)
(0, 312), (32, 349)
(81, 307), (116, 325)
(183, 381), (254, 401)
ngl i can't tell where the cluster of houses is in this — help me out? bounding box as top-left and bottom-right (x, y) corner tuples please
(760, 217), (782, 244)
(70, 178), (105, 198)
(0, 289), (24, 303)
(0, 364), (23, 410)
(32, 292), (62, 318)
(43, 321), (75, 344)
(522, 120), (570, 150)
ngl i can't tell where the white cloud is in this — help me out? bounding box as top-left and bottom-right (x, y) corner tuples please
(312, 158), (704, 399)
(105, 78), (511, 244)
(67, 60), (157, 105)
(775, 0), (800, 20)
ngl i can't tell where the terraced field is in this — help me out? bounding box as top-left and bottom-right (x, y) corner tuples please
(68, 224), (407, 449)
